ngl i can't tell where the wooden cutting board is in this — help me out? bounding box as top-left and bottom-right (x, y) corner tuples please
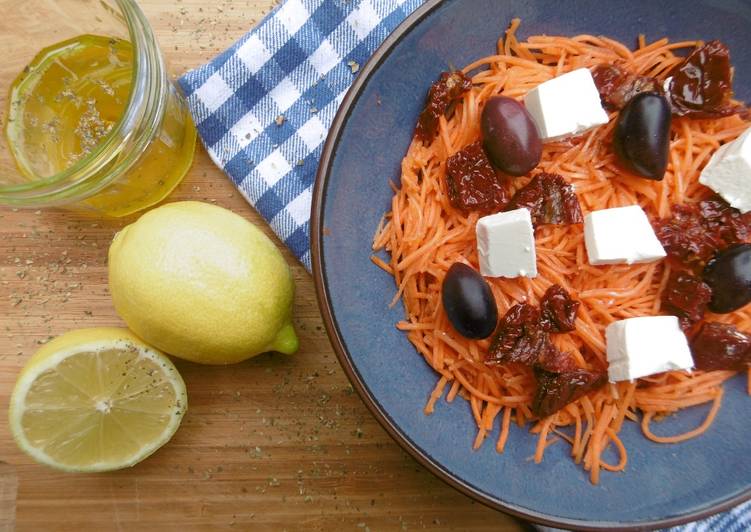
(0, 1), (522, 530)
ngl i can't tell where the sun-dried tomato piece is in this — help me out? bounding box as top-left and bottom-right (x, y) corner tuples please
(698, 196), (751, 244)
(592, 65), (623, 108)
(445, 141), (508, 214)
(661, 271), (712, 330)
(656, 205), (721, 268)
(532, 367), (607, 418)
(507, 173), (582, 226)
(415, 70), (472, 142)
(537, 345), (578, 373)
(666, 40), (742, 118)
(540, 284), (580, 333)
(486, 303), (548, 366)
(656, 196), (751, 270)
(690, 322), (751, 371)
(592, 64), (661, 111)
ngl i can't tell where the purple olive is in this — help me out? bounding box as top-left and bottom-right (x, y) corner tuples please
(481, 96), (542, 176)
(442, 263), (498, 339)
(613, 92), (671, 180)
(703, 244), (751, 313)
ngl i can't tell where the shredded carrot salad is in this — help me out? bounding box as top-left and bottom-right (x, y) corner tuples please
(372, 20), (751, 484)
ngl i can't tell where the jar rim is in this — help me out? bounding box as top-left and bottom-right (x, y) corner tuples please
(0, 0), (167, 205)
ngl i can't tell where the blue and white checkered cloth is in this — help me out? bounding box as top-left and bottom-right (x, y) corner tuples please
(541, 502), (751, 532)
(179, 0), (421, 271)
(178, 0), (750, 528)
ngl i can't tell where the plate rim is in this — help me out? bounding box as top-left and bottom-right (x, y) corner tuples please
(310, 0), (751, 528)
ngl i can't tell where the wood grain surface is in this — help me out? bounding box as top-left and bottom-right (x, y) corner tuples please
(0, 1), (525, 530)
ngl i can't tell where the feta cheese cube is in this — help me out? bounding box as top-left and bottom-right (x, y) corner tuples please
(523, 68), (609, 141)
(699, 127), (751, 213)
(583, 205), (666, 265)
(605, 316), (694, 382)
(476, 208), (537, 278)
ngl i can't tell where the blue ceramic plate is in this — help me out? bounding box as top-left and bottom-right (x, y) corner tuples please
(312, 0), (751, 528)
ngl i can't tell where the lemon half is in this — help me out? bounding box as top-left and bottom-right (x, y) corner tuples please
(9, 328), (187, 472)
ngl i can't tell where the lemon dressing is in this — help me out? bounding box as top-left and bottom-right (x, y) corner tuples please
(7, 36), (132, 177)
(3, 33), (196, 216)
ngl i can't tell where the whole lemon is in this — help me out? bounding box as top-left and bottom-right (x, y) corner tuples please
(108, 201), (298, 364)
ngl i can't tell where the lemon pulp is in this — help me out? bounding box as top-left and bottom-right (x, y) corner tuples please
(9, 328), (187, 472)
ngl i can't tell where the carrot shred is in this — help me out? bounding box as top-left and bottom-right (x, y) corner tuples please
(534, 417), (554, 463)
(641, 390), (723, 443)
(599, 428), (628, 472)
(497, 406), (512, 453)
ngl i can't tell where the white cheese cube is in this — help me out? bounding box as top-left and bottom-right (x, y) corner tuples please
(583, 205), (666, 265)
(605, 316), (694, 382)
(523, 68), (609, 141)
(699, 127), (751, 213)
(476, 208), (537, 278)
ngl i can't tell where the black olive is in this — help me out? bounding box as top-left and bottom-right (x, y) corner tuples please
(442, 263), (498, 339)
(702, 243), (751, 313)
(481, 96), (542, 176)
(613, 92), (671, 180)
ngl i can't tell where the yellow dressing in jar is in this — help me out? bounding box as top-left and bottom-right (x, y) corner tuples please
(4, 34), (196, 217)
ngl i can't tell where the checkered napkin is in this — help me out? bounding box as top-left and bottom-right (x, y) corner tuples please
(664, 504), (751, 532)
(537, 502), (751, 532)
(178, 0), (422, 271)
(177, 0), (750, 527)
(540, 500), (751, 532)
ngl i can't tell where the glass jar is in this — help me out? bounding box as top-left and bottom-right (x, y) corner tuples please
(0, 0), (196, 217)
